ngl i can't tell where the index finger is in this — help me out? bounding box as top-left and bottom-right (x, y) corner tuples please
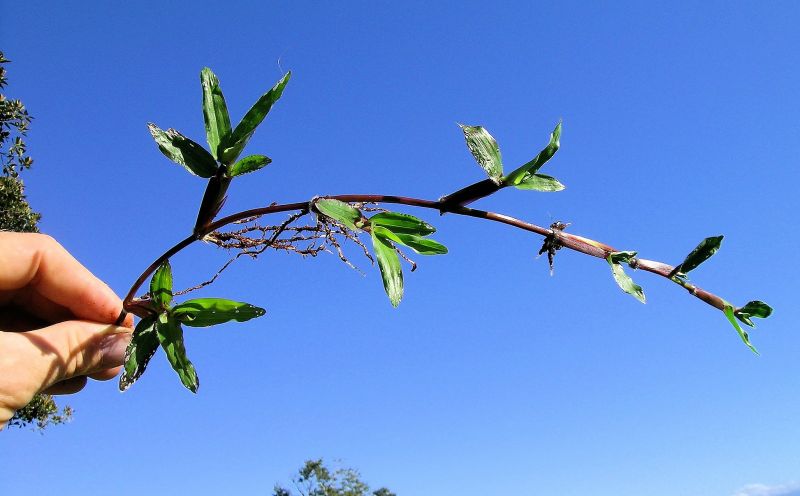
(0, 233), (127, 326)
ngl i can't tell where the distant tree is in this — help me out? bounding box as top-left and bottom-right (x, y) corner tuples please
(0, 53), (34, 179)
(0, 51), (73, 431)
(273, 459), (396, 496)
(0, 169), (39, 233)
(5, 393), (73, 430)
(0, 51), (38, 232)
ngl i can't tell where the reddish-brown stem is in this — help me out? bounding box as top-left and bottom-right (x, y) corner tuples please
(122, 194), (728, 317)
(438, 178), (503, 208)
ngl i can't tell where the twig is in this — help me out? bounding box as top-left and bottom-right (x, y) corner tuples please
(122, 194), (730, 317)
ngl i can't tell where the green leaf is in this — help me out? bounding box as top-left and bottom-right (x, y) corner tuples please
(172, 298), (266, 327)
(512, 173), (565, 192)
(738, 300), (773, 319)
(735, 313), (755, 328)
(369, 212), (435, 235)
(735, 300), (773, 327)
(147, 123), (217, 178)
(606, 255), (645, 303)
(458, 124), (504, 184)
(156, 313), (199, 392)
(371, 230), (403, 307)
(671, 235), (724, 276)
(219, 71), (291, 164)
(372, 226), (448, 255)
(608, 251), (638, 264)
(200, 67), (232, 159)
(150, 260), (173, 310)
(228, 154), (272, 177)
(724, 304), (759, 355)
(504, 121), (562, 186)
(314, 198), (363, 231)
(119, 316), (159, 391)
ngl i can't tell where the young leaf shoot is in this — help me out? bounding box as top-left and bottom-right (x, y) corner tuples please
(606, 251), (645, 303)
(459, 124), (504, 184)
(200, 67), (232, 159)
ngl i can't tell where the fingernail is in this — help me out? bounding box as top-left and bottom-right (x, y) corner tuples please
(100, 331), (132, 367)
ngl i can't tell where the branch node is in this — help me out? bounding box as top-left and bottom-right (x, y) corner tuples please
(538, 221), (569, 275)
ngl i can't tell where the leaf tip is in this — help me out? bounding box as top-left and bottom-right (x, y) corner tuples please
(724, 304), (760, 354)
(552, 121), (562, 140)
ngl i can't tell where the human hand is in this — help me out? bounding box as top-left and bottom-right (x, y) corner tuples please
(0, 232), (133, 428)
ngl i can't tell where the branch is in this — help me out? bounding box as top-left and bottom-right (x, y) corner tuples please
(121, 194), (727, 318)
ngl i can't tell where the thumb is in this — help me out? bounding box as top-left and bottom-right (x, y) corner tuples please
(0, 322), (131, 427)
(21, 320), (132, 391)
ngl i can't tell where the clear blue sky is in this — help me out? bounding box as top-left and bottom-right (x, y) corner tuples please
(3, 2), (800, 495)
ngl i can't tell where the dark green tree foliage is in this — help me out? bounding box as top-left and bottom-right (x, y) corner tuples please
(0, 51), (39, 233)
(0, 53), (33, 178)
(0, 52), (72, 431)
(0, 175), (39, 232)
(273, 459), (396, 496)
(5, 394), (73, 430)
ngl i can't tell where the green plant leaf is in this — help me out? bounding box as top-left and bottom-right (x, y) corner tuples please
(228, 154), (272, 177)
(504, 121), (562, 186)
(314, 198), (363, 231)
(606, 255), (645, 303)
(219, 71), (291, 164)
(200, 67), (232, 159)
(372, 226), (448, 255)
(119, 315), (159, 391)
(735, 300), (773, 327)
(738, 300), (773, 319)
(671, 235), (724, 276)
(735, 313), (755, 328)
(724, 304), (759, 355)
(458, 124), (504, 184)
(147, 123), (217, 178)
(608, 251), (638, 264)
(156, 313), (199, 392)
(371, 230), (403, 307)
(150, 260), (173, 310)
(512, 173), (565, 192)
(369, 212), (435, 235)
(172, 298), (266, 327)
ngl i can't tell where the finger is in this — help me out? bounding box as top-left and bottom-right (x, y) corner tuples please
(0, 233), (127, 325)
(37, 365), (122, 392)
(0, 287), (73, 324)
(43, 376), (88, 395)
(0, 308), (47, 332)
(14, 320), (132, 391)
(88, 365), (122, 381)
(120, 311), (134, 328)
